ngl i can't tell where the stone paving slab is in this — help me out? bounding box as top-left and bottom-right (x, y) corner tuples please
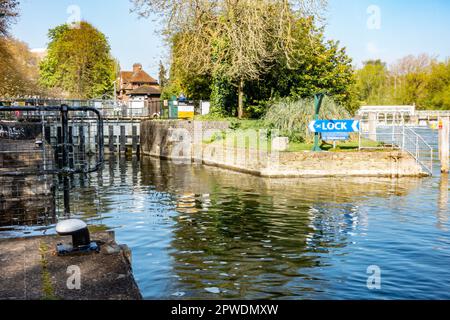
(0, 231), (142, 300)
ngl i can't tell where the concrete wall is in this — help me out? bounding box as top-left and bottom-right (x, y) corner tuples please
(140, 120), (230, 160)
(271, 151), (426, 177)
(140, 120), (429, 178)
(200, 145), (426, 177)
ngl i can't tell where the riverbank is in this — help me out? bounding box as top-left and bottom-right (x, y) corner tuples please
(140, 120), (430, 178)
(0, 231), (142, 300)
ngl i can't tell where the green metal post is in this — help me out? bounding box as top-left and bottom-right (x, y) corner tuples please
(312, 93), (325, 152)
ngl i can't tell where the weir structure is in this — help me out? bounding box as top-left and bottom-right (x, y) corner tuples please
(358, 105), (450, 126)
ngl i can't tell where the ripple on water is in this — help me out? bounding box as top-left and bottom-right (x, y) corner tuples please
(2, 149), (450, 299)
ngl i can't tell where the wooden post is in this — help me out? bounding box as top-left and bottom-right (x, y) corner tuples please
(132, 125), (138, 154)
(79, 124), (85, 155)
(45, 126), (51, 144)
(436, 173), (449, 230)
(120, 125), (126, 154)
(87, 122), (92, 154)
(56, 126), (62, 165)
(109, 125), (115, 153)
(439, 117), (449, 173)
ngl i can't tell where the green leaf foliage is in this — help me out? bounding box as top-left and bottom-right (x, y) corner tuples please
(168, 16), (355, 118)
(354, 55), (450, 110)
(39, 22), (117, 99)
(263, 96), (351, 143)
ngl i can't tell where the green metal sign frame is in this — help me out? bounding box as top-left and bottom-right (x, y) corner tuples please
(312, 93), (325, 152)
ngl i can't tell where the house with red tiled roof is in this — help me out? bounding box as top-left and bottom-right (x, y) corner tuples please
(117, 63), (161, 103)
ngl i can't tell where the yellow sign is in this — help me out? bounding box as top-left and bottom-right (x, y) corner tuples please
(178, 105), (194, 119)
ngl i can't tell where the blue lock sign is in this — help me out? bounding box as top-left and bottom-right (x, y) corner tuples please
(308, 120), (360, 133)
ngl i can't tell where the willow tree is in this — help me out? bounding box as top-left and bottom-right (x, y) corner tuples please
(133, 0), (327, 118)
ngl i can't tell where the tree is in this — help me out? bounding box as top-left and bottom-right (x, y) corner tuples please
(133, 0), (328, 118)
(390, 54), (433, 107)
(246, 17), (355, 114)
(39, 22), (117, 99)
(0, 37), (47, 98)
(354, 60), (390, 106)
(158, 61), (168, 89)
(0, 0), (18, 36)
(0, 0), (20, 97)
(423, 59), (450, 110)
(351, 54), (450, 111)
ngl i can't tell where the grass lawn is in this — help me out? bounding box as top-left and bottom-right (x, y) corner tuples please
(204, 129), (384, 153)
(197, 117), (386, 152)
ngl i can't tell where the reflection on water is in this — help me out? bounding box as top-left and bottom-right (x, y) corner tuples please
(0, 128), (449, 299)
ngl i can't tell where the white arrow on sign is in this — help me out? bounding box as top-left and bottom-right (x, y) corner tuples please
(352, 121), (359, 132)
(309, 121), (317, 133)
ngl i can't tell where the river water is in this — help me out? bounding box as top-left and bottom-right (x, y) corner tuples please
(1, 128), (449, 299)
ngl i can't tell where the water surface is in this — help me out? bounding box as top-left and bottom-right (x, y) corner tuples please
(1, 128), (449, 300)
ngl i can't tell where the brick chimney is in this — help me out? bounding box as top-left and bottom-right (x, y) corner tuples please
(133, 63), (142, 73)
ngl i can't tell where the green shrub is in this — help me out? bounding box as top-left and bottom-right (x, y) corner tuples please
(263, 97), (351, 143)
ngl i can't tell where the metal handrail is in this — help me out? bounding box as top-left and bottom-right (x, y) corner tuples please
(359, 121), (434, 175)
(404, 127), (433, 175)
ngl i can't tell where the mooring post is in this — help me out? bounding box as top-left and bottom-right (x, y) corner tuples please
(439, 117), (449, 173)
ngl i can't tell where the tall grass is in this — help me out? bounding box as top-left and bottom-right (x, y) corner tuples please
(263, 97), (351, 143)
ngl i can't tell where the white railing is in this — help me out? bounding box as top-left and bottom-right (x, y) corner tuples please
(90, 100), (163, 119)
(358, 105), (416, 116)
(403, 127), (433, 175)
(416, 110), (450, 118)
(359, 122), (433, 175)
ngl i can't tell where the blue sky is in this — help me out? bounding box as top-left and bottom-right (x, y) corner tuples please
(11, 0), (450, 76)
(325, 0), (450, 66)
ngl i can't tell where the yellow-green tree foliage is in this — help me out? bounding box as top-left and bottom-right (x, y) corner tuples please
(39, 22), (117, 99)
(425, 59), (450, 109)
(0, 38), (44, 98)
(354, 54), (450, 110)
(0, 0), (42, 98)
(354, 60), (390, 106)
